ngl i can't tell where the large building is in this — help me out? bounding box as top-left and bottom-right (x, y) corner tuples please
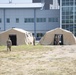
(0, 3), (60, 40)
(60, 0), (76, 36)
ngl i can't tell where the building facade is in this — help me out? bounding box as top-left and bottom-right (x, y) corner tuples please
(0, 3), (60, 39)
(60, 0), (76, 36)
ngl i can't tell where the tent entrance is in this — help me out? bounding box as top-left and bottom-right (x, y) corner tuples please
(9, 35), (17, 45)
(54, 34), (63, 45)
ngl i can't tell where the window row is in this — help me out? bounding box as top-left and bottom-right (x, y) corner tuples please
(62, 24), (73, 32)
(62, 20), (74, 23)
(62, 16), (73, 19)
(62, 7), (73, 12)
(62, 24), (76, 36)
(62, 0), (74, 2)
(62, 0), (75, 6)
(48, 18), (58, 22)
(62, 12), (73, 15)
(0, 17), (59, 23)
(62, 2), (73, 6)
(62, 12), (76, 15)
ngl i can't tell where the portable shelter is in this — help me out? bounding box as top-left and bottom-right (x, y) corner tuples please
(0, 28), (34, 45)
(39, 28), (76, 45)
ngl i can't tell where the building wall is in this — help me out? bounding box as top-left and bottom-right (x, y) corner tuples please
(0, 8), (35, 31)
(0, 9), (4, 30)
(0, 8), (60, 39)
(36, 9), (60, 33)
(5, 9), (34, 30)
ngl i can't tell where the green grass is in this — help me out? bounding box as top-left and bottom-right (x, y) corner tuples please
(0, 44), (53, 52)
(0, 45), (42, 51)
(0, 46), (6, 50)
(0, 44), (53, 59)
(13, 44), (44, 50)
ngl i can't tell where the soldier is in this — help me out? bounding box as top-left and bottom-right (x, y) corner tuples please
(6, 37), (12, 51)
(55, 35), (59, 45)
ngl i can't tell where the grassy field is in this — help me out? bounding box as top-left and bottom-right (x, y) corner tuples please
(0, 45), (76, 75)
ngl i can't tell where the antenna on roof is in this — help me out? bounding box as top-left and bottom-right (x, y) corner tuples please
(9, 0), (12, 3)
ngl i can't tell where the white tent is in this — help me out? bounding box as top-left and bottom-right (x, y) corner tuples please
(39, 28), (76, 45)
(0, 28), (34, 45)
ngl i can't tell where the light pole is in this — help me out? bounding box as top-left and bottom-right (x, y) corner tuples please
(34, 8), (36, 39)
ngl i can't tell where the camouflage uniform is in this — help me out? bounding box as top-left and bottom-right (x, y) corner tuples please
(55, 35), (59, 45)
(7, 38), (12, 51)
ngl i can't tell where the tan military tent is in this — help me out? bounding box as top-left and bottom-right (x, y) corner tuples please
(0, 28), (34, 45)
(39, 28), (76, 45)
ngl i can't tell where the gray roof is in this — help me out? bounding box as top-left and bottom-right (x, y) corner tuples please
(0, 3), (42, 8)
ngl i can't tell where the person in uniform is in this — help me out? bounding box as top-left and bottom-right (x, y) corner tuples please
(6, 37), (12, 51)
(55, 35), (59, 45)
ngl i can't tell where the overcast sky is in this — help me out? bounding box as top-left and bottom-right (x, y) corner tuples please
(0, 0), (32, 3)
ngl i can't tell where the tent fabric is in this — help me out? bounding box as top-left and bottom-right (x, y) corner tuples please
(0, 28), (34, 45)
(39, 28), (76, 45)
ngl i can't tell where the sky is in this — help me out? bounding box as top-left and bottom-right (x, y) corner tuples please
(0, 0), (32, 3)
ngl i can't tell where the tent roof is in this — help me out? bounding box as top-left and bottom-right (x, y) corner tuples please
(13, 28), (30, 33)
(0, 28), (31, 34)
(46, 28), (72, 34)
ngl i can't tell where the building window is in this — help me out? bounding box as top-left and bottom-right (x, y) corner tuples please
(24, 18), (27, 23)
(6, 18), (10, 23)
(48, 18), (58, 22)
(0, 18), (2, 23)
(16, 18), (19, 23)
(62, 25), (66, 29)
(37, 18), (46, 22)
(24, 18), (34, 23)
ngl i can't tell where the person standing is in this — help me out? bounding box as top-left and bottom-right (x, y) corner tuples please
(54, 35), (59, 45)
(7, 37), (12, 51)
